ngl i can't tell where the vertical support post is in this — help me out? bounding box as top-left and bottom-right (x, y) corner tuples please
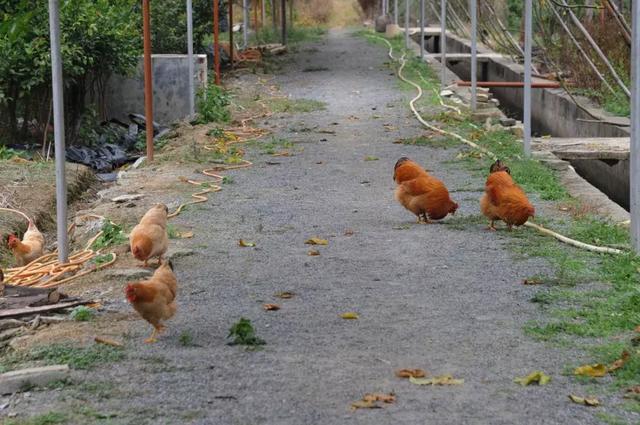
(523, 0), (532, 157)
(243, 0), (249, 48)
(440, 0), (446, 89)
(631, 0), (640, 251)
(470, 0), (477, 112)
(394, 0), (398, 24)
(213, 0), (221, 84)
(187, 0), (195, 117)
(47, 0), (68, 263)
(281, 0), (287, 45)
(261, 0), (266, 28)
(420, 0), (425, 58)
(142, 0), (154, 162)
(254, 0), (259, 30)
(289, 0), (293, 28)
(404, 0), (409, 49)
(229, 0), (234, 68)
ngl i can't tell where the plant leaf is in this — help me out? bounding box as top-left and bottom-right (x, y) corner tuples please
(409, 374), (463, 386)
(275, 291), (295, 299)
(179, 231), (194, 239)
(263, 304), (280, 311)
(305, 237), (328, 245)
(568, 395), (600, 406)
(574, 364), (607, 378)
(514, 371), (551, 386)
(362, 393), (396, 403)
(308, 249), (320, 256)
(395, 369), (427, 379)
(239, 239), (256, 247)
(340, 312), (359, 320)
(350, 400), (381, 410)
(608, 351), (630, 372)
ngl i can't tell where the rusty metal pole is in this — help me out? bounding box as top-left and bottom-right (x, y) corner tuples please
(187, 0), (195, 117)
(142, 0), (154, 162)
(254, 0), (259, 30)
(229, 0), (235, 68)
(281, 0), (287, 45)
(214, 0), (221, 84)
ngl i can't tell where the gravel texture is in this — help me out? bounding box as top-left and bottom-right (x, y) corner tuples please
(4, 29), (608, 425)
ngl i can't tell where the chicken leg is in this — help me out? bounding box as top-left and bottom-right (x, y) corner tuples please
(487, 220), (497, 231)
(144, 328), (159, 344)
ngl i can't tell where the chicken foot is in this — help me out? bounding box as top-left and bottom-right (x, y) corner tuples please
(144, 324), (166, 344)
(487, 220), (497, 231)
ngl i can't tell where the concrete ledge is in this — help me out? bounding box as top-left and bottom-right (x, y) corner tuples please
(0, 365), (70, 395)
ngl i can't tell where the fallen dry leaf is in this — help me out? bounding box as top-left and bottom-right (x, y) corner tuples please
(522, 278), (544, 285)
(568, 394), (600, 406)
(351, 400), (380, 410)
(574, 364), (607, 378)
(608, 351), (630, 372)
(625, 386), (640, 399)
(340, 312), (359, 320)
(396, 369), (427, 379)
(409, 375), (463, 386)
(307, 249), (320, 256)
(305, 237), (328, 245)
(275, 291), (295, 299)
(514, 371), (551, 386)
(263, 304), (280, 311)
(344, 229), (354, 236)
(383, 124), (396, 131)
(238, 239), (256, 247)
(362, 393), (396, 403)
(179, 231), (194, 239)
(634, 325), (640, 333)
(94, 336), (124, 348)
(272, 151), (291, 157)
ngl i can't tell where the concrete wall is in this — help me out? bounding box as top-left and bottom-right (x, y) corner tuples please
(105, 54), (207, 125)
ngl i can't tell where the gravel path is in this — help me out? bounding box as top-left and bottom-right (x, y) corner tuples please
(8, 29), (605, 425)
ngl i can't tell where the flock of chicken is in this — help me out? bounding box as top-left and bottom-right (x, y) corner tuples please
(1, 156), (534, 344)
(394, 157), (535, 229)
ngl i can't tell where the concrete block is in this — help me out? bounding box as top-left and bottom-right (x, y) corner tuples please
(499, 118), (516, 127)
(385, 24), (401, 37)
(0, 365), (69, 395)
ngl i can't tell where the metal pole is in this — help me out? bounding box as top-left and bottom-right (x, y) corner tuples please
(47, 0), (68, 263)
(142, 0), (154, 162)
(187, 0), (195, 117)
(394, 0), (398, 24)
(631, 0), (640, 251)
(229, 0), (234, 68)
(440, 0), (446, 89)
(243, 0), (249, 48)
(420, 0), (425, 58)
(470, 0), (477, 112)
(281, 0), (287, 45)
(404, 0), (409, 49)
(261, 0), (266, 28)
(213, 0), (221, 84)
(523, 0), (532, 157)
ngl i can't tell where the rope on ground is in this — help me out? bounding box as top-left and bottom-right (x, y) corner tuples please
(371, 34), (625, 255)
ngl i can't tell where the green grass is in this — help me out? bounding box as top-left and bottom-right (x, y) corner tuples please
(227, 318), (265, 347)
(268, 98), (326, 113)
(5, 412), (68, 425)
(248, 136), (294, 155)
(397, 135), (458, 149)
(91, 221), (127, 250)
(166, 223), (179, 239)
(1, 344), (125, 372)
(69, 306), (95, 322)
(251, 26), (327, 45)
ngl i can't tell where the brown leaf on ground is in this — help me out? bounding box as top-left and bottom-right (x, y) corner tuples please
(568, 395), (600, 406)
(608, 351), (630, 372)
(272, 151), (291, 157)
(362, 393), (396, 403)
(574, 364), (607, 378)
(634, 325), (640, 333)
(410, 375), (463, 385)
(263, 304), (280, 311)
(94, 336), (124, 348)
(238, 239), (256, 247)
(350, 400), (381, 410)
(625, 386), (640, 399)
(305, 237), (328, 245)
(340, 312), (359, 320)
(344, 229), (354, 236)
(307, 249), (320, 256)
(395, 369), (427, 379)
(275, 291), (295, 299)
(522, 278), (544, 285)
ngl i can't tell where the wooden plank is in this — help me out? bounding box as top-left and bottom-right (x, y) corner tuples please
(533, 137), (630, 160)
(0, 285), (61, 310)
(0, 299), (87, 319)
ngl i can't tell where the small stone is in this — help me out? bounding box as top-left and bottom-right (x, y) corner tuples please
(0, 365), (70, 395)
(132, 156), (146, 169)
(509, 124), (524, 138)
(111, 194), (144, 203)
(499, 117), (516, 127)
(105, 268), (152, 280)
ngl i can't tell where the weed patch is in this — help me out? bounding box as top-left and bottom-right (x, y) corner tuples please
(269, 98), (326, 114)
(91, 221), (127, 250)
(228, 318), (265, 347)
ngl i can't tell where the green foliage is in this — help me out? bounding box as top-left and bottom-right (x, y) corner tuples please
(0, 0), (140, 144)
(91, 221), (127, 250)
(92, 253), (115, 267)
(222, 175), (234, 184)
(252, 26), (326, 45)
(227, 318), (265, 346)
(4, 412), (68, 425)
(179, 331), (196, 347)
(166, 224), (179, 239)
(0, 145), (24, 160)
(268, 98), (327, 113)
(69, 306), (95, 322)
(0, 344), (125, 372)
(196, 83), (231, 124)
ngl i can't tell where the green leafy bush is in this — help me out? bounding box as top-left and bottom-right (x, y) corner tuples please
(196, 83), (231, 124)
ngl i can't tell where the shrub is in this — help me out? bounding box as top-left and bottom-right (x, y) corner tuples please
(196, 82), (231, 124)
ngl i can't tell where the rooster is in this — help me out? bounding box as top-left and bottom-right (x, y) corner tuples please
(129, 204), (169, 267)
(480, 159), (535, 231)
(394, 157), (458, 223)
(125, 260), (177, 343)
(7, 220), (45, 266)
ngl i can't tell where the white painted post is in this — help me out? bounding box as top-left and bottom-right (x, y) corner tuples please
(186, 0), (195, 117)
(523, 0), (532, 157)
(405, 0), (410, 49)
(420, 0), (425, 58)
(440, 0), (446, 89)
(47, 0), (68, 263)
(470, 0), (477, 112)
(631, 0), (640, 251)
(243, 0), (249, 48)
(394, 0), (398, 24)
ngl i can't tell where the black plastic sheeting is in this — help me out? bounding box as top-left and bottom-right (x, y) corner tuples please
(65, 114), (169, 172)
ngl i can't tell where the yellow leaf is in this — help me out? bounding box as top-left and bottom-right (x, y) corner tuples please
(395, 369), (427, 379)
(179, 231), (194, 239)
(409, 374), (464, 386)
(275, 291), (295, 299)
(340, 312), (359, 320)
(568, 395), (600, 406)
(305, 237), (328, 245)
(350, 400), (381, 410)
(239, 239), (256, 247)
(574, 364), (607, 378)
(307, 249), (320, 256)
(362, 393), (395, 403)
(514, 371), (551, 386)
